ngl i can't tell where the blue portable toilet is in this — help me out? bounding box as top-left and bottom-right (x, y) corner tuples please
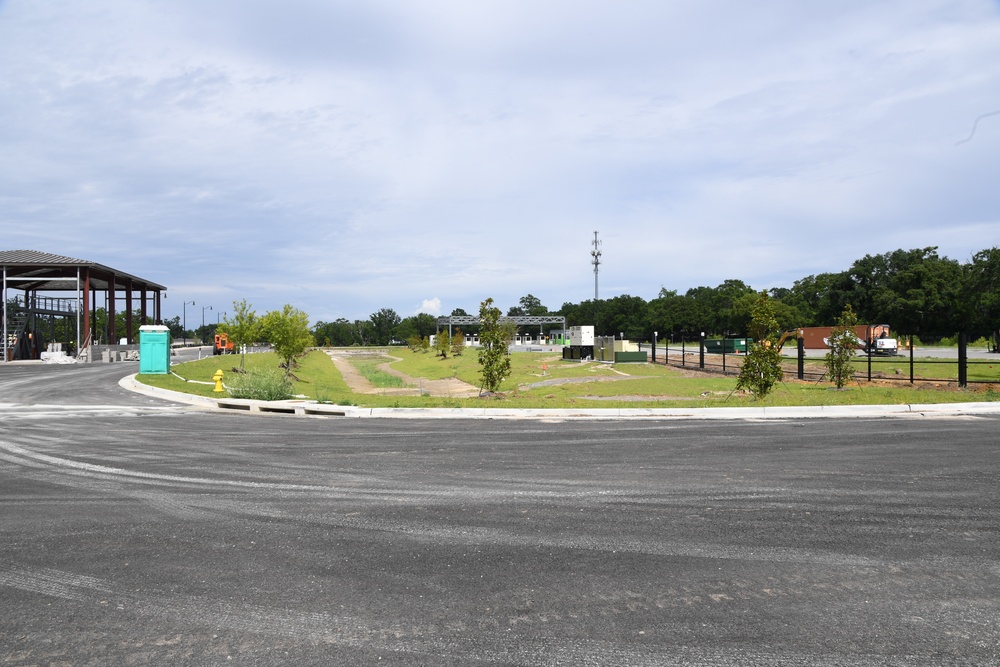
(139, 325), (171, 374)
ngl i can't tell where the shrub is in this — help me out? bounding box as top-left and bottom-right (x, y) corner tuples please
(736, 291), (783, 399)
(826, 304), (859, 389)
(478, 297), (511, 394)
(227, 368), (293, 401)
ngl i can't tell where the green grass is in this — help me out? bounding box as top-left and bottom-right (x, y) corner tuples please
(351, 358), (407, 388)
(135, 347), (1000, 409)
(790, 356), (1000, 383)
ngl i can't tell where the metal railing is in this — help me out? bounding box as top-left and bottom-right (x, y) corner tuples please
(645, 335), (999, 388)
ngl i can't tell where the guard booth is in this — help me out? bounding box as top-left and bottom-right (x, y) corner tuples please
(139, 325), (171, 374)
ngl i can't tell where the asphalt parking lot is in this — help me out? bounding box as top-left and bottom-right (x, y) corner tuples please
(2, 362), (999, 665)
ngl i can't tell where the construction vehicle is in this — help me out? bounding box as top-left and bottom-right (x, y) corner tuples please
(774, 329), (800, 352)
(773, 325), (898, 355)
(804, 324), (897, 356)
(213, 332), (236, 355)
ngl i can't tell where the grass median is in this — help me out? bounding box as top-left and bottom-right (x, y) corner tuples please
(134, 347), (1000, 409)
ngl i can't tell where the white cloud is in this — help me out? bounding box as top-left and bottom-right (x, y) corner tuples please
(416, 298), (442, 316)
(1, 0), (998, 324)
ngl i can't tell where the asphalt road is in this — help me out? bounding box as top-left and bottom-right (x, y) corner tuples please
(2, 362), (999, 665)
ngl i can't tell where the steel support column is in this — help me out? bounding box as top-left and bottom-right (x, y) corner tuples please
(82, 268), (91, 352)
(126, 279), (134, 343)
(108, 272), (117, 343)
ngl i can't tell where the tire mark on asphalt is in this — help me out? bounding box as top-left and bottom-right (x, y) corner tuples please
(0, 403), (190, 421)
(4, 444), (991, 571)
(0, 566), (112, 602)
(2, 565), (943, 665)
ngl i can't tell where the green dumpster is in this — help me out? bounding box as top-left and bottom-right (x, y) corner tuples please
(139, 325), (171, 374)
(703, 338), (752, 354)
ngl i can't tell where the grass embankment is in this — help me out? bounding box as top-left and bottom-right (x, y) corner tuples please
(135, 347), (1000, 408)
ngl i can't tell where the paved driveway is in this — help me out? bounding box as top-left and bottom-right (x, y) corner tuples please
(2, 362), (999, 665)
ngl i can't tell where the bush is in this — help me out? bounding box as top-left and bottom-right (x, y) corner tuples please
(226, 368), (293, 401)
(736, 292), (783, 399)
(826, 304), (859, 389)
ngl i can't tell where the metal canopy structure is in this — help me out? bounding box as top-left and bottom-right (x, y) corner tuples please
(435, 315), (566, 337)
(2, 250), (167, 361)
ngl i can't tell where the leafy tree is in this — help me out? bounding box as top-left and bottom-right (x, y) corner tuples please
(963, 247), (1000, 338)
(261, 304), (314, 377)
(736, 292), (784, 399)
(500, 318), (518, 346)
(826, 304), (859, 389)
(163, 316), (184, 340)
(450, 328), (465, 356)
(393, 318), (417, 343)
(846, 247), (962, 337)
(396, 313), (438, 341)
(353, 319), (374, 346)
(559, 299), (604, 334)
(415, 313), (439, 336)
(218, 299), (262, 369)
(435, 328), (451, 358)
(601, 294), (649, 340)
(450, 307), (469, 316)
(195, 323), (218, 346)
(518, 294), (548, 316)
(648, 289), (703, 340)
(369, 308), (401, 345)
(477, 297), (511, 394)
(312, 318), (356, 347)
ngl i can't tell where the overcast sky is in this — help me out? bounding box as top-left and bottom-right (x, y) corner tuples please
(2, 1), (999, 324)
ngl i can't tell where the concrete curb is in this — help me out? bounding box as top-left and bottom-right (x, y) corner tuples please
(121, 374), (1000, 420)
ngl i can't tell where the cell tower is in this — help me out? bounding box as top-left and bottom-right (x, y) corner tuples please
(590, 231), (602, 301)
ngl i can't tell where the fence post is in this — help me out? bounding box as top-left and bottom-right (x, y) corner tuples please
(909, 334), (914, 385)
(867, 326), (872, 382)
(652, 332), (657, 365)
(682, 338), (686, 367)
(797, 337), (804, 380)
(699, 332), (705, 370)
(958, 332), (968, 388)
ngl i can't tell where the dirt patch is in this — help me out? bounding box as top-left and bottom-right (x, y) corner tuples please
(325, 350), (481, 398)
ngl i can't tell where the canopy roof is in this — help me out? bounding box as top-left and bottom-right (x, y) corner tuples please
(0, 250), (167, 292)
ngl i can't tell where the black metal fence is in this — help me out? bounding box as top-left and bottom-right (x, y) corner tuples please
(644, 334), (999, 387)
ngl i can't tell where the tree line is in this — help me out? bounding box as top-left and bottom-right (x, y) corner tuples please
(313, 246), (1000, 346)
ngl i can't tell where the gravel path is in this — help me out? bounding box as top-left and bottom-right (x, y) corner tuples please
(324, 349), (481, 398)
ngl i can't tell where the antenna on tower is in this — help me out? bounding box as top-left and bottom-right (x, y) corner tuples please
(590, 231), (602, 301)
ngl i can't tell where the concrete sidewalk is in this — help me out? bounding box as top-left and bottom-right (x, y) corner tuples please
(121, 374), (1000, 420)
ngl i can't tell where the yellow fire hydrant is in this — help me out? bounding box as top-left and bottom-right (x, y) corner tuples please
(212, 369), (225, 393)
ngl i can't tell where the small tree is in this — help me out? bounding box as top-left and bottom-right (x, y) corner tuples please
(262, 304), (314, 377)
(736, 291), (784, 399)
(450, 328), (464, 356)
(218, 299), (262, 370)
(478, 297), (511, 394)
(500, 319), (518, 346)
(826, 304), (859, 389)
(435, 329), (451, 358)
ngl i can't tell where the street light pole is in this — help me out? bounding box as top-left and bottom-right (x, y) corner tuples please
(202, 305), (213, 344)
(182, 300), (195, 347)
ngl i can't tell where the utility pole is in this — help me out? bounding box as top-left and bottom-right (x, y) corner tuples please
(590, 231), (602, 301)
